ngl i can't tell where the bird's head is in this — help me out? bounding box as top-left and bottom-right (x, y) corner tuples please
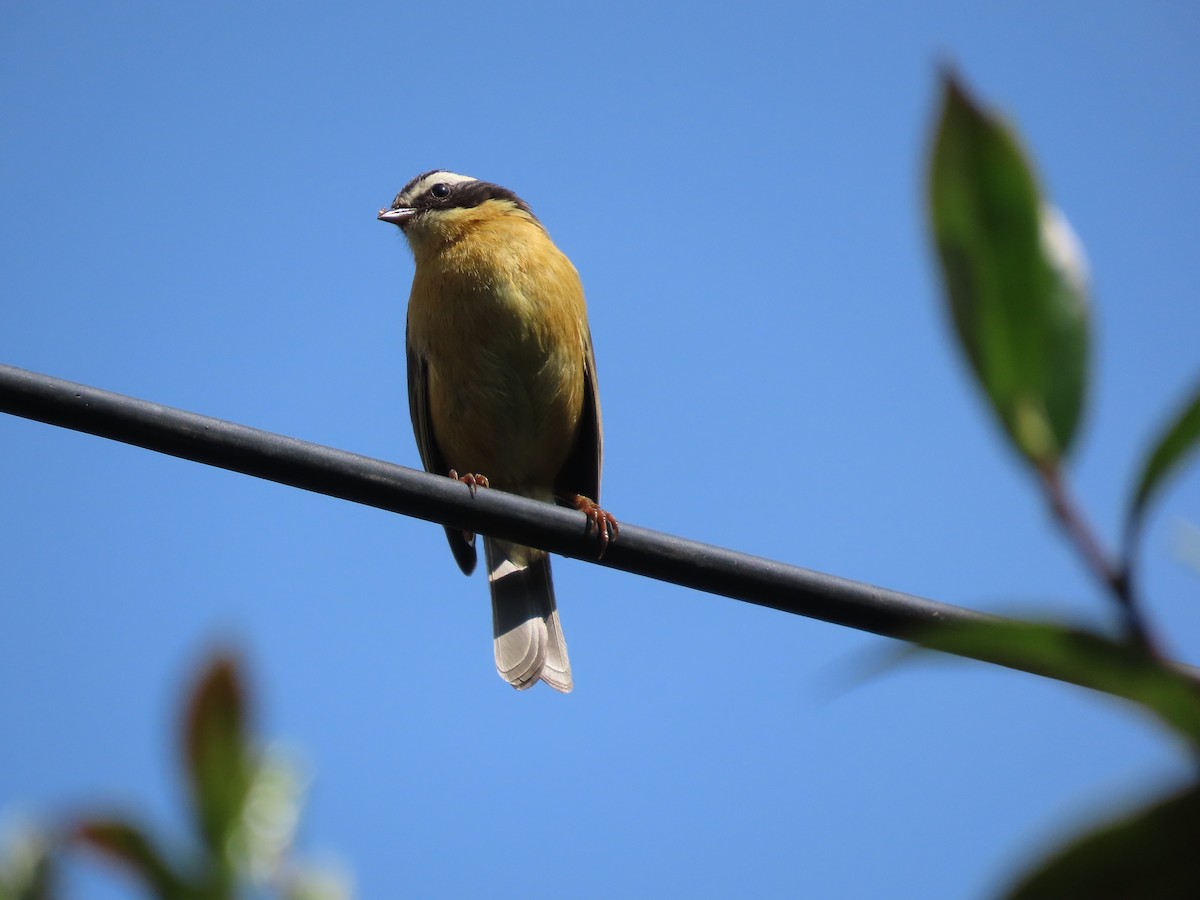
(378, 170), (539, 249)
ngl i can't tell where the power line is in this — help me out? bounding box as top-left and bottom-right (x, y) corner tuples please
(2, 362), (1191, 689)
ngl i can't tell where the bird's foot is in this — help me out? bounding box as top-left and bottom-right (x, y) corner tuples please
(449, 470), (490, 497)
(572, 495), (619, 558)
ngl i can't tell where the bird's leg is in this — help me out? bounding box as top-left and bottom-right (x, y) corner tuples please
(571, 495), (619, 558)
(448, 469), (490, 497)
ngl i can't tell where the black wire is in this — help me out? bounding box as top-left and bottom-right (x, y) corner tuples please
(3, 362), (1193, 689)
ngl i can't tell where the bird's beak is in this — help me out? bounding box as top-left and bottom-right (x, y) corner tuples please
(378, 206), (417, 226)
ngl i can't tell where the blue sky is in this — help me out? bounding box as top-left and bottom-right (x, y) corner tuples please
(2, 3), (1198, 897)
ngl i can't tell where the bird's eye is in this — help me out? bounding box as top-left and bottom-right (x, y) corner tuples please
(430, 182), (451, 199)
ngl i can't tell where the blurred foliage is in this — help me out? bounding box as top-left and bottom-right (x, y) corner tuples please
(1125, 382), (1200, 564)
(0, 825), (55, 900)
(183, 655), (255, 877)
(928, 71), (1090, 467)
(924, 70), (1200, 897)
(1008, 782), (1200, 900)
(912, 620), (1200, 747)
(0, 654), (351, 900)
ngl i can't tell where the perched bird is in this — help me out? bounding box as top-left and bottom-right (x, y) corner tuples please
(379, 170), (616, 693)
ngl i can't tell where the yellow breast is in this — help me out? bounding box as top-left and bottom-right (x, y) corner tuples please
(406, 204), (589, 495)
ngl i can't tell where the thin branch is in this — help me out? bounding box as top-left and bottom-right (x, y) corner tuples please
(1037, 465), (1157, 656)
(1, 363), (1194, 689)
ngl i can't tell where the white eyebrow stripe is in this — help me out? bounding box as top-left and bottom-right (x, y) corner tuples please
(402, 171), (478, 202)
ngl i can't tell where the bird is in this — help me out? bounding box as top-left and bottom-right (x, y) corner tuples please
(378, 170), (617, 693)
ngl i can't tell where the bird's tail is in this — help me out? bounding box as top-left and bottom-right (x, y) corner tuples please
(484, 537), (572, 693)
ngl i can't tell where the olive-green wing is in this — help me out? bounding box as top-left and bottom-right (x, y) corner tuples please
(407, 339), (477, 575)
(554, 327), (603, 506)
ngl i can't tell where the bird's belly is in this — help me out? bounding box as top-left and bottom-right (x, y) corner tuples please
(426, 333), (582, 496)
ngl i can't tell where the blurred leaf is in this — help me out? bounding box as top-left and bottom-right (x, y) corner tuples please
(912, 619), (1200, 745)
(74, 819), (194, 899)
(283, 865), (355, 900)
(230, 748), (306, 882)
(184, 655), (254, 863)
(1007, 781), (1200, 899)
(0, 827), (55, 900)
(1125, 378), (1200, 558)
(928, 71), (1090, 466)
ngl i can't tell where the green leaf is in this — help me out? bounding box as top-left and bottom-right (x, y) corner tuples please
(1124, 378), (1200, 559)
(74, 819), (194, 899)
(927, 71), (1091, 466)
(283, 866), (355, 900)
(184, 655), (254, 863)
(1007, 781), (1200, 899)
(0, 827), (55, 900)
(227, 749), (306, 881)
(912, 619), (1200, 745)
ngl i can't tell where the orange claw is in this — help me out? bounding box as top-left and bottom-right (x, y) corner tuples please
(573, 494), (619, 558)
(448, 469), (490, 497)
